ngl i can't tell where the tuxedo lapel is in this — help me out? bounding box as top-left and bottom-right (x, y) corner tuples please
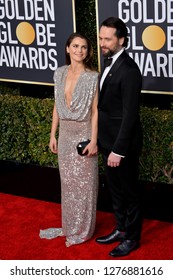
(99, 51), (127, 105)
(103, 51), (126, 85)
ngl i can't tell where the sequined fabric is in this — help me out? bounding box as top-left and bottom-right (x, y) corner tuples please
(40, 66), (99, 247)
(39, 228), (64, 239)
(54, 65), (98, 121)
(58, 119), (98, 246)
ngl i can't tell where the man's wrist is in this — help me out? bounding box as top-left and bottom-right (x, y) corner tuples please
(112, 151), (125, 158)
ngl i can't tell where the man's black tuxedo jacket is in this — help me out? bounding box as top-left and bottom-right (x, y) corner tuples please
(98, 50), (143, 157)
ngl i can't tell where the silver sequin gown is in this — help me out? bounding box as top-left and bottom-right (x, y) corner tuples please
(40, 65), (98, 246)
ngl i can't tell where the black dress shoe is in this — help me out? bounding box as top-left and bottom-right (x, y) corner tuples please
(109, 240), (140, 257)
(95, 229), (126, 244)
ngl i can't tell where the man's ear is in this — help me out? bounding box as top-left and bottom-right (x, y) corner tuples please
(119, 37), (125, 46)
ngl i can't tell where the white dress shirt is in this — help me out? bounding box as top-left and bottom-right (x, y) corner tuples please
(100, 48), (125, 90)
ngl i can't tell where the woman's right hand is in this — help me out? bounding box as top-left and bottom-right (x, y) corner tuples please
(49, 136), (58, 154)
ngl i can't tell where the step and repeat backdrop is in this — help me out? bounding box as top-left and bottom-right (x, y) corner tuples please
(96, 0), (173, 94)
(0, 0), (172, 94)
(0, 0), (75, 85)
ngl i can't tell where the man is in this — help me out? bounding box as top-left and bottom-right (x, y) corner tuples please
(96, 17), (143, 257)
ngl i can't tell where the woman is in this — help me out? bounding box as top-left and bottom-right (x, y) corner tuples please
(40, 32), (99, 247)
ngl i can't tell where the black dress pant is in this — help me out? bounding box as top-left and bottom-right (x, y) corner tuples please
(102, 149), (143, 240)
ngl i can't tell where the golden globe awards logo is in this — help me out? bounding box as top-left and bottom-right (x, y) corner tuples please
(16, 22), (36, 45)
(118, 0), (173, 79)
(0, 0), (58, 71)
(142, 25), (166, 51)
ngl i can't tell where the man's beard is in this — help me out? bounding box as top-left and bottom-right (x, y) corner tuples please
(103, 49), (116, 58)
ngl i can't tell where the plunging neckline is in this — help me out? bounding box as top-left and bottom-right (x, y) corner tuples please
(64, 66), (85, 110)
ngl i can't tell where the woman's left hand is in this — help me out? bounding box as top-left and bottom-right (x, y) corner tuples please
(83, 142), (98, 157)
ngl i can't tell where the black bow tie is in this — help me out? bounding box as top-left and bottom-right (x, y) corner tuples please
(103, 57), (113, 69)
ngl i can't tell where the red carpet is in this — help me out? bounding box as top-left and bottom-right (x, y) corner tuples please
(0, 193), (173, 260)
